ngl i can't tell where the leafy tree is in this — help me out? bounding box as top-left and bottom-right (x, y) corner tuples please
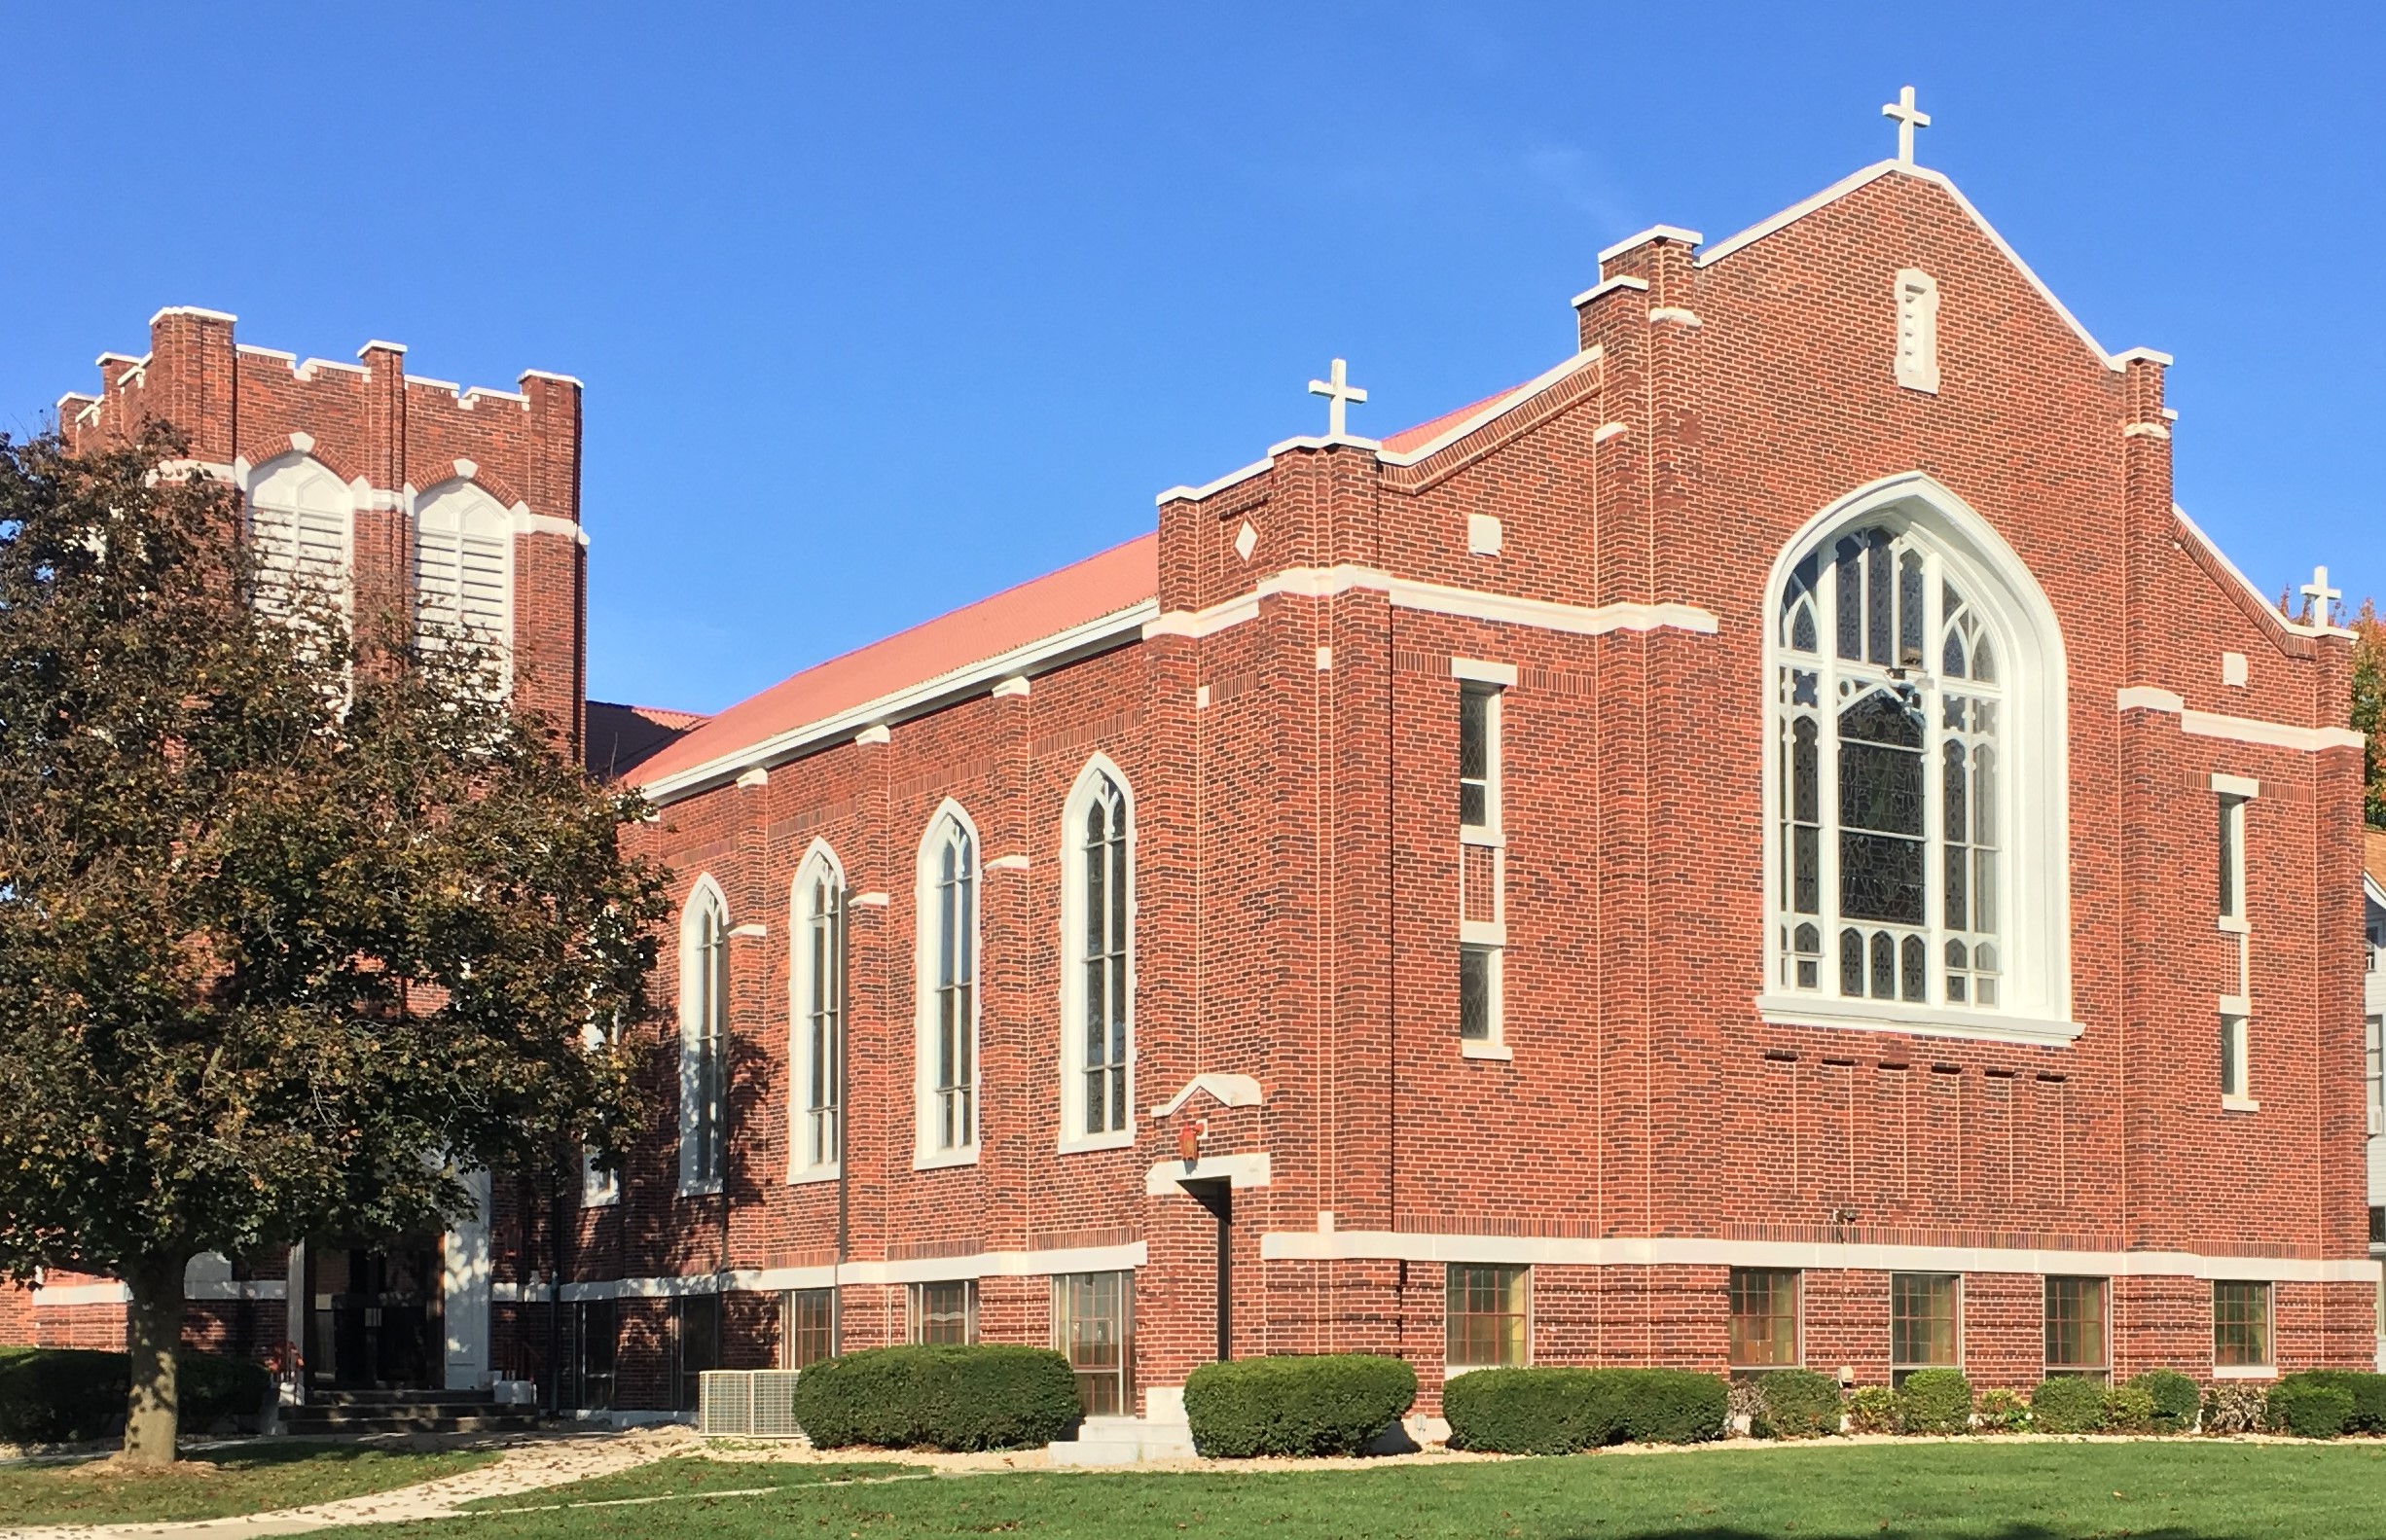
(0, 430), (663, 1464)
(2350, 598), (2386, 829)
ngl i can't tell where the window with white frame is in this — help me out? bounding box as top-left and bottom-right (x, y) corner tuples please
(245, 454), (353, 621)
(413, 480), (512, 692)
(908, 1279), (977, 1343)
(791, 843), (845, 1177)
(917, 806), (979, 1160)
(678, 878), (729, 1194)
(2217, 790), (2248, 923)
(2366, 1016), (2382, 1137)
(2221, 1009), (2252, 1102)
(1895, 269), (1941, 394)
(2213, 1279), (2272, 1371)
(581, 1016), (622, 1207)
(1457, 671), (1508, 1050)
(1766, 488), (2068, 1034)
(1063, 762), (1133, 1143)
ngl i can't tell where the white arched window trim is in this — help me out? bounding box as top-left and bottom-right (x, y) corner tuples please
(788, 841), (845, 1184)
(242, 453), (356, 621)
(678, 875), (731, 1195)
(1756, 472), (2078, 1046)
(411, 479), (515, 697)
(1058, 755), (1136, 1153)
(914, 801), (982, 1168)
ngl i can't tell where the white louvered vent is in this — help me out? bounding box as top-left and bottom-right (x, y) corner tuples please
(246, 456), (353, 621)
(414, 481), (514, 696)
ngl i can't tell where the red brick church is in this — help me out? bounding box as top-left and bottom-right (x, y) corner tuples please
(11, 96), (2377, 1431)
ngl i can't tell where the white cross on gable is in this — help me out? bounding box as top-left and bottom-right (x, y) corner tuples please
(2301, 563), (2341, 624)
(1308, 357), (1367, 439)
(1881, 85), (1931, 165)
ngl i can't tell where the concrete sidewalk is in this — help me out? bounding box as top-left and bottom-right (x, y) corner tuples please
(0, 1425), (696, 1540)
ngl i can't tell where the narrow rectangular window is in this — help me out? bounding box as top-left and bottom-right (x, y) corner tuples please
(908, 1280), (978, 1345)
(2043, 1275), (2109, 1379)
(673, 1293), (722, 1414)
(1459, 684), (1500, 831)
(2221, 1012), (2251, 1101)
(2367, 1017), (2382, 1136)
(780, 1288), (837, 1370)
(1890, 1272), (1961, 1383)
(571, 1299), (616, 1412)
(2217, 794), (2246, 920)
(1053, 1271), (1133, 1415)
(1728, 1269), (1800, 1369)
(2213, 1280), (2271, 1369)
(1459, 944), (1498, 1042)
(1445, 1264), (1530, 1369)
(2371, 1206), (2386, 1246)
(693, 908), (729, 1188)
(804, 877), (844, 1169)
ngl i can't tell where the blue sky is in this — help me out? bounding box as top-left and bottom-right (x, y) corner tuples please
(4, 3), (2378, 713)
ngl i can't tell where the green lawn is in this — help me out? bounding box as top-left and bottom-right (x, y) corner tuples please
(461, 1456), (909, 1510)
(326, 1442), (2386, 1540)
(0, 1442), (497, 1526)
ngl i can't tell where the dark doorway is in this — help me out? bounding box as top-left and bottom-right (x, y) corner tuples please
(307, 1239), (443, 1389)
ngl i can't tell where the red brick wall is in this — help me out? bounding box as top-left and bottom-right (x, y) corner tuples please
(506, 166), (2371, 1414)
(59, 309), (586, 749)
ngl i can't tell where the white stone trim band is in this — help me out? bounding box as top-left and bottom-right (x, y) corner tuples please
(490, 1240), (1150, 1302)
(1258, 1229), (2375, 1283)
(2117, 686), (2364, 753)
(1145, 565), (1719, 645)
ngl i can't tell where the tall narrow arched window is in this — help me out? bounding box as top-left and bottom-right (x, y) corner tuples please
(916, 806), (978, 1162)
(413, 480), (513, 694)
(1062, 760), (1134, 1147)
(678, 877), (729, 1194)
(789, 843), (845, 1179)
(245, 454), (354, 622)
(1763, 476), (2073, 1042)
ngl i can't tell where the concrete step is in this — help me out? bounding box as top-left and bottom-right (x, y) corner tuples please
(1047, 1391), (1198, 1466)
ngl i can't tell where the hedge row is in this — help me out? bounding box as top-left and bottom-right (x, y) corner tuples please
(1184, 1355), (1417, 1457)
(0, 1348), (274, 1446)
(1444, 1368), (1727, 1453)
(788, 1344), (1081, 1450)
(1741, 1367), (2384, 1440)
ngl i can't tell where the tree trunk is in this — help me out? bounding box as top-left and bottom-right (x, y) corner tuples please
(120, 1253), (186, 1466)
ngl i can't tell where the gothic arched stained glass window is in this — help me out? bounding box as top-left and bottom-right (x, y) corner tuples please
(1776, 524), (2005, 1009)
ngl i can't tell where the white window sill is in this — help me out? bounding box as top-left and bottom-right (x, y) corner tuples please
(2222, 1095), (2261, 1113)
(914, 1146), (981, 1171)
(1058, 1128), (1137, 1155)
(1755, 992), (2083, 1046)
(786, 1164), (843, 1186)
(1441, 1360), (1529, 1379)
(581, 1193), (620, 1209)
(1461, 1040), (1513, 1060)
(1460, 826), (1504, 848)
(2212, 1364), (2274, 1380)
(676, 1182), (722, 1200)
(2218, 914), (2251, 936)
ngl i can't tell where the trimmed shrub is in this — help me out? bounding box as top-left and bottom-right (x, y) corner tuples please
(1178, 1353), (1402, 1468)
(0, 1347), (124, 1445)
(1183, 1354), (1416, 1458)
(2029, 1377), (2105, 1434)
(0, 1349), (272, 1446)
(1973, 1387), (2028, 1434)
(179, 1354), (273, 1431)
(2202, 1380), (2266, 1436)
(1443, 1368), (1725, 1453)
(1894, 1368), (1972, 1435)
(1749, 1370), (1841, 1440)
(1845, 1384), (1898, 1434)
(2279, 1371), (2386, 1435)
(2098, 1381), (2156, 1435)
(787, 1344), (1080, 1451)
(2266, 1379), (2354, 1440)
(2124, 1370), (2201, 1434)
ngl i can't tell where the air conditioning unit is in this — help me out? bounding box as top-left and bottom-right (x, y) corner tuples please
(698, 1369), (806, 1439)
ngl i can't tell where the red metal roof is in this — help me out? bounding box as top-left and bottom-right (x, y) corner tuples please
(631, 533), (1158, 790)
(1378, 383), (1526, 455)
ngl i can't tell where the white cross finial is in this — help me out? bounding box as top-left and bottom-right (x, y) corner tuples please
(2301, 563), (2341, 625)
(1881, 85), (1931, 165)
(1307, 357), (1367, 439)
